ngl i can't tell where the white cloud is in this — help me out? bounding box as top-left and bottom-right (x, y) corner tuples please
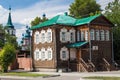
(97, 0), (114, 10)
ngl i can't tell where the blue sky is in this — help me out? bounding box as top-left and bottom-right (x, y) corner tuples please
(0, 0), (114, 43)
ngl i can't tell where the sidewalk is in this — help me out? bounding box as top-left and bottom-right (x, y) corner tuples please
(0, 70), (120, 80)
(30, 70), (120, 77)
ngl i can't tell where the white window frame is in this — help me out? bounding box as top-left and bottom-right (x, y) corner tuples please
(41, 30), (46, 43)
(47, 47), (53, 60)
(96, 30), (100, 41)
(69, 29), (75, 43)
(47, 28), (52, 43)
(100, 30), (105, 41)
(41, 48), (46, 60)
(85, 31), (88, 41)
(60, 28), (67, 42)
(105, 30), (110, 41)
(34, 49), (40, 61)
(34, 31), (40, 44)
(60, 47), (69, 60)
(66, 32), (70, 42)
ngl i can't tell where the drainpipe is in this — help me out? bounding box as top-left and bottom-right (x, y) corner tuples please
(88, 24), (92, 61)
(111, 28), (114, 62)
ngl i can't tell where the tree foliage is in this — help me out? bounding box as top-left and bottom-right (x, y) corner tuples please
(69, 0), (101, 18)
(5, 33), (18, 49)
(0, 43), (16, 72)
(104, 0), (120, 60)
(0, 24), (5, 48)
(31, 15), (48, 26)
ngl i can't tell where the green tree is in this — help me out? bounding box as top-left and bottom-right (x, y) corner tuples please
(0, 24), (5, 48)
(0, 43), (16, 72)
(104, 0), (120, 60)
(69, 0), (101, 18)
(31, 15), (48, 26)
(31, 17), (41, 26)
(5, 33), (18, 49)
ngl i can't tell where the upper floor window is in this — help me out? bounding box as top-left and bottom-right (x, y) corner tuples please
(85, 31), (88, 41)
(105, 30), (110, 41)
(90, 29), (95, 40)
(81, 31), (85, 41)
(96, 30), (100, 41)
(41, 30), (46, 43)
(34, 31), (40, 44)
(60, 47), (69, 61)
(60, 28), (67, 42)
(69, 29), (75, 43)
(46, 28), (52, 43)
(100, 30), (105, 41)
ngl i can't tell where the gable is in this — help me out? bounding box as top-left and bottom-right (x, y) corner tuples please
(90, 15), (114, 27)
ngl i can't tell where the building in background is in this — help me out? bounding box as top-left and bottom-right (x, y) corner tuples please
(31, 14), (117, 72)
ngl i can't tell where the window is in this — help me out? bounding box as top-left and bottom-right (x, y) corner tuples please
(34, 49), (40, 61)
(69, 29), (75, 43)
(62, 51), (66, 59)
(47, 47), (53, 60)
(85, 31), (88, 41)
(77, 31), (80, 41)
(70, 48), (76, 60)
(41, 48), (46, 60)
(105, 30), (110, 41)
(34, 31), (40, 44)
(96, 30), (100, 40)
(90, 29), (95, 40)
(81, 31), (85, 41)
(60, 28), (67, 42)
(60, 47), (69, 60)
(62, 32), (66, 41)
(47, 29), (52, 43)
(41, 51), (45, 60)
(92, 46), (98, 50)
(100, 30), (105, 41)
(41, 30), (45, 43)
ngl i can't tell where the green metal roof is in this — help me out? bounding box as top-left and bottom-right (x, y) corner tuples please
(66, 42), (88, 48)
(31, 14), (101, 30)
(75, 14), (101, 26)
(31, 15), (76, 29)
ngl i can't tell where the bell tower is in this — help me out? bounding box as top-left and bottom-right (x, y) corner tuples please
(5, 7), (15, 36)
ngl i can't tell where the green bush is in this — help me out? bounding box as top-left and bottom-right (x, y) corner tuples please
(0, 43), (16, 72)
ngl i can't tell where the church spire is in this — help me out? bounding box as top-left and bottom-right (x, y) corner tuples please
(5, 7), (16, 36)
(6, 7), (14, 29)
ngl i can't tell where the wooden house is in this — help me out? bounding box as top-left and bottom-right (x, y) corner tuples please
(31, 14), (116, 72)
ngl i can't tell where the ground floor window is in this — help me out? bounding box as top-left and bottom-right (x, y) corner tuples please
(60, 47), (69, 60)
(34, 49), (40, 61)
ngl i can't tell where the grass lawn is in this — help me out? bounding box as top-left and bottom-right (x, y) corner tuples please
(0, 72), (48, 77)
(84, 76), (120, 80)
